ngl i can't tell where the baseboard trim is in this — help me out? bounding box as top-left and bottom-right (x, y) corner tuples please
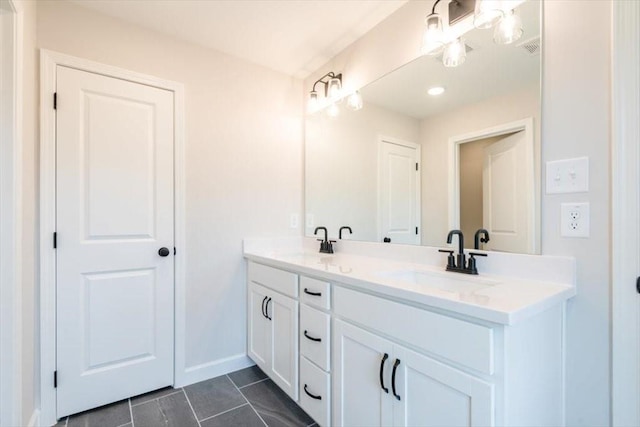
(176, 354), (254, 388)
(27, 409), (40, 427)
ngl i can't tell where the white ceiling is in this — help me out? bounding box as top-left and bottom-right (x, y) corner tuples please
(68, 0), (408, 79)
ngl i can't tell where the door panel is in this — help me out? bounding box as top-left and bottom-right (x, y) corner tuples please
(333, 320), (394, 427)
(393, 346), (494, 427)
(270, 292), (299, 400)
(56, 65), (174, 417)
(248, 283), (271, 370)
(379, 140), (420, 245)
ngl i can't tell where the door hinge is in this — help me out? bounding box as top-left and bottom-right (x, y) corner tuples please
(415, 163), (419, 171)
(415, 227), (419, 235)
(53, 92), (57, 110)
(53, 232), (57, 249)
(54, 371), (57, 388)
(174, 247), (177, 255)
(636, 276), (640, 294)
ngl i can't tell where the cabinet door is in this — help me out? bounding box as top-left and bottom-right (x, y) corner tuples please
(392, 346), (494, 427)
(269, 291), (299, 400)
(333, 319), (394, 427)
(248, 283), (271, 372)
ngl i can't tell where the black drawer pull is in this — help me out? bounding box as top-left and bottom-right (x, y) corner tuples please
(261, 296), (268, 319)
(303, 330), (322, 342)
(304, 384), (322, 400)
(392, 358), (401, 401)
(379, 353), (389, 393)
(304, 288), (322, 297)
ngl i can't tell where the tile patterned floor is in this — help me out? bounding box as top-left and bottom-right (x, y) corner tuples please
(54, 366), (316, 427)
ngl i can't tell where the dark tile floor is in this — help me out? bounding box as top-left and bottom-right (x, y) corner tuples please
(54, 365), (316, 427)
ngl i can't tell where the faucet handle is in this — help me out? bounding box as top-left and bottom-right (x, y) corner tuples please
(438, 249), (456, 269)
(469, 252), (488, 257)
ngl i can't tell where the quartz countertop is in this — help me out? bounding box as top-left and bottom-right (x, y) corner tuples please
(243, 237), (576, 325)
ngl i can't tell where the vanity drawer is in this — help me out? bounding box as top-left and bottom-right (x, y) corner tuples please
(333, 286), (494, 375)
(300, 356), (330, 427)
(300, 304), (330, 371)
(248, 262), (298, 298)
(300, 276), (331, 310)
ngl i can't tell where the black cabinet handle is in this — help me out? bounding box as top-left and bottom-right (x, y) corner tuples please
(304, 288), (322, 297)
(265, 297), (272, 320)
(261, 296), (268, 318)
(379, 353), (389, 393)
(392, 358), (401, 401)
(303, 384), (322, 400)
(303, 330), (322, 342)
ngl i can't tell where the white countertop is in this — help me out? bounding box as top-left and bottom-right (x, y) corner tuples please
(243, 237), (576, 325)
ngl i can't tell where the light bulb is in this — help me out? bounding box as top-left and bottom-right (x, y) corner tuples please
(308, 91), (318, 113)
(346, 91), (363, 111)
(494, 10), (523, 45)
(328, 77), (342, 99)
(327, 103), (339, 118)
(421, 12), (445, 56)
(443, 38), (466, 68)
(474, 0), (503, 29)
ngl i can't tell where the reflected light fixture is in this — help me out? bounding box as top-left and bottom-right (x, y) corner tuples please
(308, 71), (343, 114)
(443, 38), (466, 67)
(421, 4), (445, 56)
(327, 103), (340, 118)
(474, 0), (503, 29)
(494, 9), (523, 44)
(427, 86), (446, 96)
(346, 91), (363, 111)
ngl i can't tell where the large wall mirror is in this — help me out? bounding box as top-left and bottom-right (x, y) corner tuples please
(305, 0), (540, 254)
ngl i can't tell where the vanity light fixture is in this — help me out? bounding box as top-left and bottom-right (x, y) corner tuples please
(346, 91), (363, 111)
(308, 71), (344, 113)
(422, 6), (445, 56)
(427, 86), (446, 96)
(443, 38), (467, 67)
(474, 0), (503, 29)
(493, 9), (523, 44)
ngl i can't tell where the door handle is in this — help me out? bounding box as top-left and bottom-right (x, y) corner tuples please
(265, 297), (272, 320)
(379, 353), (389, 393)
(392, 358), (401, 401)
(303, 288), (322, 297)
(303, 330), (321, 342)
(158, 247), (170, 257)
(383, 237), (391, 243)
(261, 296), (268, 318)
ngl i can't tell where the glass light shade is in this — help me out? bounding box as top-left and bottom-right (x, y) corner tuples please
(494, 10), (523, 44)
(328, 77), (342, 99)
(326, 103), (340, 118)
(346, 91), (363, 111)
(421, 13), (445, 56)
(474, 0), (503, 29)
(308, 91), (318, 112)
(442, 38), (466, 68)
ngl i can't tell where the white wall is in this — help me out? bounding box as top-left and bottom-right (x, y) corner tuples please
(420, 85), (540, 246)
(306, 103), (419, 241)
(306, 1), (611, 424)
(35, 0), (303, 381)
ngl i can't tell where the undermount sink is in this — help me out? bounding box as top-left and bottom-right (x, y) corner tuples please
(376, 269), (499, 294)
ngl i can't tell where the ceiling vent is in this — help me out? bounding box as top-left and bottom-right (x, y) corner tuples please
(517, 36), (541, 56)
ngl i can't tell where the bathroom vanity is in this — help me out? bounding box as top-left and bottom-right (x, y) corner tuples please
(244, 237), (575, 427)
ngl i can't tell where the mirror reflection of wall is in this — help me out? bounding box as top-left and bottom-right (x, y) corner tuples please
(305, 0), (541, 254)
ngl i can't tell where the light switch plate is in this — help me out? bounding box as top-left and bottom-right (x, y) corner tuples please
(561, 202), (590, 238)
(290, 213), (298, 229)
(546, 157), (589, 194)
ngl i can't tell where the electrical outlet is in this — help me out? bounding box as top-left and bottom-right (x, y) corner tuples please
(561, 203), (590, 238)
(290, 213), (298, 229)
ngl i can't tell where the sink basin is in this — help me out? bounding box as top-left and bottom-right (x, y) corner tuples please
(376, 269), (499, 294)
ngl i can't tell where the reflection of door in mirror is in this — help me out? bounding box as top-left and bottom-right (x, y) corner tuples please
(378, 137), (420, 245)
(454, 119), (536, 254)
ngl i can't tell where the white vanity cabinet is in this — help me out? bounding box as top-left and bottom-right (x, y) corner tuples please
(333, 319), (494, 427)
(247, 262), (299, 400)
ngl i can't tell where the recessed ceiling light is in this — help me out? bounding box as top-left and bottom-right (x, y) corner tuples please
(428, 86), (445, 96)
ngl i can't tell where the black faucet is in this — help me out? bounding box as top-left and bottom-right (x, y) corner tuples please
(314, 226), (335, 254)
(339, 226), (352, 239)
(474, 229), (490, 250)
(438, 229), (488, 275)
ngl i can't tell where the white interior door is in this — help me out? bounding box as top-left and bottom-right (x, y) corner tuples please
(482, 131), (531, 253)
(379, 139), (420, 245)
(56, 65), (175, 417)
